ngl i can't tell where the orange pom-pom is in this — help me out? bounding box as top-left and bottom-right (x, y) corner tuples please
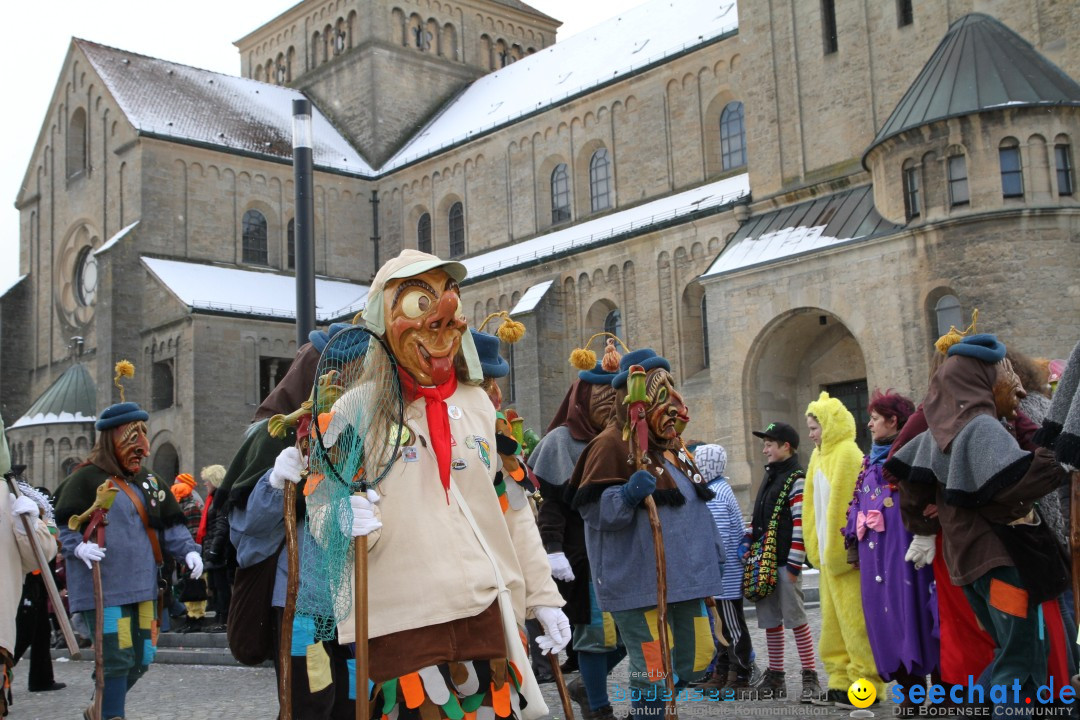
(601, 337), (622, 372)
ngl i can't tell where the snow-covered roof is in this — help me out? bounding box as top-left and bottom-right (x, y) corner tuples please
(462, 173), (749, 281)
(141, 257), (369, 322)
(95, 221), (140, 256)
(702, 185), (903, 278)
(76, 39), (374, 176)
(510, 281), (553, 315)
(384, 0), (738, 169)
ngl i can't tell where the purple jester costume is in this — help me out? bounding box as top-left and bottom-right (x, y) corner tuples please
(843, 442), (939, 680)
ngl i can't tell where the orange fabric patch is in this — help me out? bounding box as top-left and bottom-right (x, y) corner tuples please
(508, 661), (523, 685)
(641, 639), (665, 681)
(491, 681), (511, 717)
(499, 494), (509, 513)
(989, 578), (1029, 619)
(399, 672), (425, 709)
(303, 473), (324, 497)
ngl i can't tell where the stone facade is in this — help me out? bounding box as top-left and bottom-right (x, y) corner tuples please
(3, 0), (1079, 504)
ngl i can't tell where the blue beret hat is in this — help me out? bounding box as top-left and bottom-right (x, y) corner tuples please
(611, 348), (671, 389)
(95, 402), (149, 431)
(470, 329), (510, 379)
(947, 333), (1007, 363)
(579, 361), (617, 386)
(308, 322), (352, 354)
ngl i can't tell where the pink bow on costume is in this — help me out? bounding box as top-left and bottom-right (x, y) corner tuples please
(856, 510), (885, 540)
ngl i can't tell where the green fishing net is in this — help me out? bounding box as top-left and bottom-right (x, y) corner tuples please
(296, 326), (405, 640)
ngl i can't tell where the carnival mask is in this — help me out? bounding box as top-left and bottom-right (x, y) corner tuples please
(645, 369), (689, 450)
(115, 421), (150, 475)
(993, 359), (1026, 422)
(383, 268), (467, 386)
(588, 384), (616, 432)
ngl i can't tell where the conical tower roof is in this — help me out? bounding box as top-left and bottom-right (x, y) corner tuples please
(10, 363), (97, 428)
(866, 13), (1080, 156)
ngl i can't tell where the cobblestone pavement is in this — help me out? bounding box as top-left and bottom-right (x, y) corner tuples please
(9, 605), (884, 719)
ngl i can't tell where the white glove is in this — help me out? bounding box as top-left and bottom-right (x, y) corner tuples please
(345, 489), (382, 537)
(547, 552), (575, 582)
(185, 551), (204, 580)
(11, 494), (39, 518)
(74, 541), (106, 569)
(269, 447), (306, 490)
(11, 495), (39, 533)
(532, 606), (571, 655)
(904, 534), (937, 570)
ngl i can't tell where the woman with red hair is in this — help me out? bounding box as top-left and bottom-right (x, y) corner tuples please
(843, 390), (939, 713)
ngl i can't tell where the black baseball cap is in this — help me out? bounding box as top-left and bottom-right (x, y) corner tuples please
(752, 421), (800, 450)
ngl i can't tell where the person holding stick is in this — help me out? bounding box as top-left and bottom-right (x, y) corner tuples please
(54, 364), (201, 720)
(2, 417), (58, 717)
(567, 348), (724, 718)
(307, 250), (569, 720)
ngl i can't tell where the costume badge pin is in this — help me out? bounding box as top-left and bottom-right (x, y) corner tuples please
(475, 438), (491, 469)
(448, 405), (463, 420)
(465, 436), (477, 449)
(452, 458), (468, 470)
(883, 497), (894, 508)
(403, 447), (419, 463)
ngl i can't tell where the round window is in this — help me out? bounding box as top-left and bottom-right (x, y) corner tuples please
(76, 246), (98, 306)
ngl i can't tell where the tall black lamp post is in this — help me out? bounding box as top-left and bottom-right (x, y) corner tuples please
(292, 98), (316, 347)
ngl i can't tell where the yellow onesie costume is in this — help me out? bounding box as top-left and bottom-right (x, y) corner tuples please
(804, 392), (883, 696)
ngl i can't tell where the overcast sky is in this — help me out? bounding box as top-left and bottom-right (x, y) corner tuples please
(0, 0), (641, 294)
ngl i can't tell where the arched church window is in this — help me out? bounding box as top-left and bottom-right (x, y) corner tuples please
(590, 149), (612, 212)
(934, 295), (963, 338)
(604, 308), (622, 340)
(67, 107), (88, 179)
(243, 209), (268, 265)
(448, 203), (465, 257)
(720, 101), (746, 170)
(551, 164), (571, 223)
(418, 213), (432, 253)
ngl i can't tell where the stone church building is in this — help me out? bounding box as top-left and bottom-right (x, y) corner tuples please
(3, 0), (1078, 500)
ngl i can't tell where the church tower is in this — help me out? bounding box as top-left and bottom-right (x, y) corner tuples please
(235, 0), (561, 166)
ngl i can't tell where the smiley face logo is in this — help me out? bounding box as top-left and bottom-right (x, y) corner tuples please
(847, 678), (876, 708)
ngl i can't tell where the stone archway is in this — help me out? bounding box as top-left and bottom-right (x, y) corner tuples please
(152, 442), (179, 482)
(741, 308), (868, 484)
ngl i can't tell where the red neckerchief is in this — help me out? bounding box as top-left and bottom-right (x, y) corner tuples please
(398, 368), (458, 502)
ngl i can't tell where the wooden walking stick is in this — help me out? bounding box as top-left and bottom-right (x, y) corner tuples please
(4, 475), (81, 659)
(280, 478), (299, 720)
(70, 480), (118, 720)
(547, 654), (576, 720)
(624, 366), (677, 717)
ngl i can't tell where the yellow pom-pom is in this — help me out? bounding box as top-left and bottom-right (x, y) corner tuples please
(113, 360), (135, 402)
(570, 348), (597, 370)
(934, 327), (964, 356)
(496, 318), (526, 344)
(601, 337), (622, 372)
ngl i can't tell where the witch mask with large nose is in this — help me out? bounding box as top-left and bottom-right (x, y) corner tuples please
(384, 268), (467, 386)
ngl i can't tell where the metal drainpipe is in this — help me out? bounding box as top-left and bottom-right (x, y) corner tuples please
(370, 190), (380, 276)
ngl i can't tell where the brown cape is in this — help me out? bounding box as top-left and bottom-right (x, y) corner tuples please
(566, 424), (712, 509)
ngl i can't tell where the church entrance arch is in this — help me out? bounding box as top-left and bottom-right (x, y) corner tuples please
(743, 308), (868, 467)
(152, 441), (179, 482)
